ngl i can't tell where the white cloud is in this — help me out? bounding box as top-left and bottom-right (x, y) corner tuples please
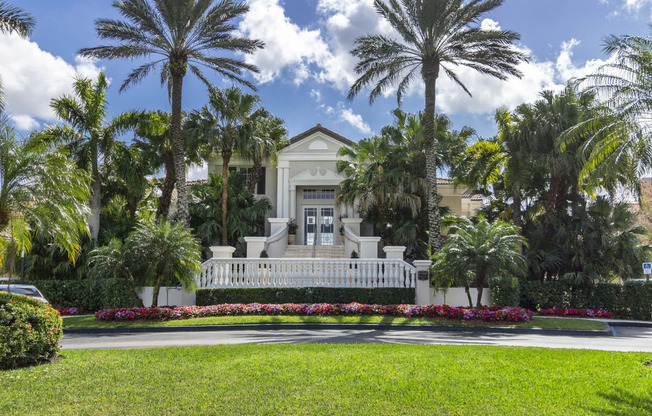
(318, 101), (371, 134)
(238, 0), (332, 85)
(239, 2), (617, 117)
(310, 89), (322, 102)
(0, 33), (102, 130)
(187, 162), (208, 181)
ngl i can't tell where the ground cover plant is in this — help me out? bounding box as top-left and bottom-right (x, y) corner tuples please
(94, 303), (534, 323)
(1, 344), (650, 415)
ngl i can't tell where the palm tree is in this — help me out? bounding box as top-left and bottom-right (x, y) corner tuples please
(431, 216), (527, 307)
(348, 0), (527, 252)
(79, 0), (264, 225)
(241, 109), (287, 194)
(128, 221), (201, 307)
(0, 2), (35, 110)
(187, 86), (260, 245)
(132, 111), (203, 220)
(48, 73), (136, 243)
(0, 115), (90, 279)
(563, 32), (652, 185)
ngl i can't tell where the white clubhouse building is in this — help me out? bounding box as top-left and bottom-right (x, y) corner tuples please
(204, 124), (482, 258)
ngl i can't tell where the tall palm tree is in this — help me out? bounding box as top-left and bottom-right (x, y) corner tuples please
(0, 2), (35, 110)
(187, 86), (260, 245)
(0, 115), (90, 276)
(431, 216), (527, 307)
(241, 109), (287, 194)
(79, 0), (264, 225)
(348, 0), (527, 252)
(48, 73), (136, 243)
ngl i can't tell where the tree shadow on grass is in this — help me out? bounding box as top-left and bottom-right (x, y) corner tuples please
(586, 387), (652, 416)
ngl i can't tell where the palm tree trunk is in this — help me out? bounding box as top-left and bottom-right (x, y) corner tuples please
(512, 191), (522, 229)
(464, 283), (473, 308)
(151, 275), (162, 308)
(89, 146), (101, 243)
(249, 157), (262, 194)
(156, 150), (176, 220)
(423, 63), (442, 253)
(476, 269), (487, 308)
(221, 147), (232, 246)
(171, 73), (188, 225)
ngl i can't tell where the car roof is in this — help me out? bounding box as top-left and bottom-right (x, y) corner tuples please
(0, 284), (39, 289)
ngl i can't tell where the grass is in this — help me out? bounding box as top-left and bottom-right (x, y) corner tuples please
(1, 344), (650, 415)
(62, 315), (607, 331)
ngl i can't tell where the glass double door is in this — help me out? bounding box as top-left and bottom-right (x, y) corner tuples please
(304, 207), (335, 246)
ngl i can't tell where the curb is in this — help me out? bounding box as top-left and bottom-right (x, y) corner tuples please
(605, 321), (652, 328)
(63, 322), (613, 337)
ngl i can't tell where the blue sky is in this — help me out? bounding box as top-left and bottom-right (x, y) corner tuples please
(1, 0), (651, 162)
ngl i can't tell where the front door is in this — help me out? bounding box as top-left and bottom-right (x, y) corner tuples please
(304, 206), (335, 246)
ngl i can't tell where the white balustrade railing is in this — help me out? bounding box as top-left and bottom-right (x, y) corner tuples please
(343, 225), (360, 258)
(198, 258), (416, 289)
(265, 224), (288, 258)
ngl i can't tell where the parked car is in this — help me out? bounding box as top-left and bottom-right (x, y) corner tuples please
(0, 284), (49, 303)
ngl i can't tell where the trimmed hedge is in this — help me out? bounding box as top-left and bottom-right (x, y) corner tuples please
(28, 279), (141, 311)
(196, 287), (415, 306)
(519, 281), (652, 320)
(489, 276), (520, 307)
(0, 292), (63, 369)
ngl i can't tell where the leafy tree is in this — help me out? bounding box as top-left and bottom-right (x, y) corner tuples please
(189, 172), (271, 255)
(48, 73), (137, 243)
(79, 0), (264, 225)
(431, 216), (527, 307)
(0, 2), (34, 110)
(348, 0), (527, 252)
(0, 115), (90, 280)
(186, 86), (260, 245)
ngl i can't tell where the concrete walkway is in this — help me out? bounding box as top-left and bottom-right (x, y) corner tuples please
(62, 324), (652, 352)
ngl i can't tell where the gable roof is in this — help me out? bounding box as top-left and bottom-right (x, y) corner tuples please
(288, 124), (355, 147)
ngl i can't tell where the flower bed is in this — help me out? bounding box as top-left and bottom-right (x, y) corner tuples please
(95, 303), (534, 323)
(538, 308), (612, 318)
(55, 307), (86, 316)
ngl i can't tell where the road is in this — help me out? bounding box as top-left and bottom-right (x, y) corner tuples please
(62, 325), (652, 352)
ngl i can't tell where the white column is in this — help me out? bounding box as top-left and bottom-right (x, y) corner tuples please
(414, 260), (433, 306)
(384, 246), (407, 260)
(358, 236), (381, 258)
(244, 237), (267, 258)
(341, 218), (362, 236)
(210, 246), (236, 259)
(289, 185), (296, 221)
(276, 166), (284, 217)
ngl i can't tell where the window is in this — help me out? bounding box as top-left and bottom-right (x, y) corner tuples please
(227, 167), (265, 194)
(303, 189), (335, 200)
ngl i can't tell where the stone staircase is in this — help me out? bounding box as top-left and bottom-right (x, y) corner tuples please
(282, 245), (347, 258)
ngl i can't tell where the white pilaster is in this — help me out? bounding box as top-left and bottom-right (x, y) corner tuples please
(210, 246), (236, 259)
(384, 246), (407, 260)
(289, 185), (296, 221)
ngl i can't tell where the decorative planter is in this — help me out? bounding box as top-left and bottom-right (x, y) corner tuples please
(288, 234), (296, 245)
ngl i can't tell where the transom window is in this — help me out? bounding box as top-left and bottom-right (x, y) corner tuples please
(303, 189), (335, 200)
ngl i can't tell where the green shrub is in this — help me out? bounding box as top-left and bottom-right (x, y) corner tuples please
(28, 279), (141, 311)
(622, 281), (652, 321)
(0, 292), (63, 369)
(490, 276), (520, 307)
(518, 280), (652, 320)
(196, 287), (415, 306)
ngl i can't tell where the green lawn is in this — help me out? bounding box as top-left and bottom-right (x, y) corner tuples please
(62, 315), (607, 331)
(1, 344), (650, 415)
